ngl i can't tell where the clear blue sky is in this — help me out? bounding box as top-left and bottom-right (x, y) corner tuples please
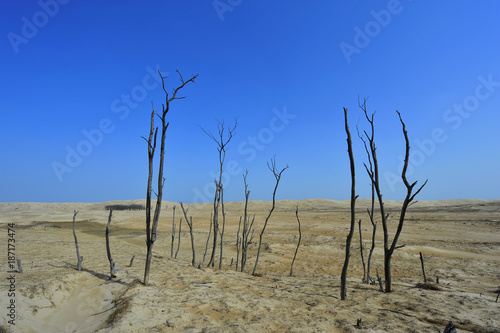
(1, 0), (499, 203)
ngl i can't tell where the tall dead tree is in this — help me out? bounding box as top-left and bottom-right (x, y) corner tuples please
(143, 70), (197, 285)
(180, 202), (196, 267)
(252, 156), (288, 276)
(106, 209), (116, 278)
(340, 107), (357, 300)
(359, 98), (427, 292)
(171, 206), (176, 258)
(200, 119), (237, 268)
(72, 210), (83, 271)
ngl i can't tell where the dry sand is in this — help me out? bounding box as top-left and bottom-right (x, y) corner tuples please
(0, 199), (499, 332)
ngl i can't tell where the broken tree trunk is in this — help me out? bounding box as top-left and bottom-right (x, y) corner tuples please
(419, 252), (427, 283)
(289, 206), (302, 277)
(175, 218), (182, 259)
(171, 206), (176, 258)
(72, 210), (83, 271)
(106, 209), (116, 278)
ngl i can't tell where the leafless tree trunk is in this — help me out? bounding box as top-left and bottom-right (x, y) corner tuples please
(252, 156), (288, 276)
(419, 252), (427, 283)
(129, 255), (135, 267)
(358, 219), (366, 282)
(180, 202), (196, 267)
(106, 209), (116, 278)
(290, 206), (302, 277)
(143, 70), (197, 285)
(202, 213), (212, 266)
(359, 98), (427, 292)
(209, 181), (220, 267)
(367, 218), (377, 284)
(171, 206), (176, 258)
(201, 119), (237, 269)
(219, 187), (226, 269)
(236, 216), (242, 272)
(340, 107), (357, 300)
(240, 171), (255, 273)
(72, 210), (83, 271)
(175, 217), (182, 259)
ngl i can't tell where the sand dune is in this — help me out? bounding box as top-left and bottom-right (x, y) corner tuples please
(0, 199), (499, 332)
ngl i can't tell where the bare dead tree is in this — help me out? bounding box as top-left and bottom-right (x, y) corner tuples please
(106, 209), (116, 278)
(290, 206), (302, 277)
(359, 98), (427, 292)
(143, 70), (197, 285)
(171, 206), (176, 258)
(239, 171), (256, 273)
(252, 156), (289, 276)
(72, 210), (83, 271)
(175, 217), (182, 259)
(180, 202), (196, 267)
(200, 119), (237, 268)
(340, 107), (358, 300)
(202, 212), (212, 266)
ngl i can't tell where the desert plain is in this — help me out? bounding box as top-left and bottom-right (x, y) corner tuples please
(0, 199), (499, 332)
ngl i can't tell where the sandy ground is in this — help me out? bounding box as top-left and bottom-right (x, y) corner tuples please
(0, 199), (499, 332)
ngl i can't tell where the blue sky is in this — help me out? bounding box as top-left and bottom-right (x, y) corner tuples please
(1, 0), (499, 203)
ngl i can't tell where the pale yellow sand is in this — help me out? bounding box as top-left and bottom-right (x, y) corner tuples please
(0, 199), (499, 332)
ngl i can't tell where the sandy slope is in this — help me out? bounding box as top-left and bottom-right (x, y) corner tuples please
(0, 199), (499, 332)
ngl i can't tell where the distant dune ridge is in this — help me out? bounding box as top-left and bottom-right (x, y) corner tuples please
(0, 198), (499, 332)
